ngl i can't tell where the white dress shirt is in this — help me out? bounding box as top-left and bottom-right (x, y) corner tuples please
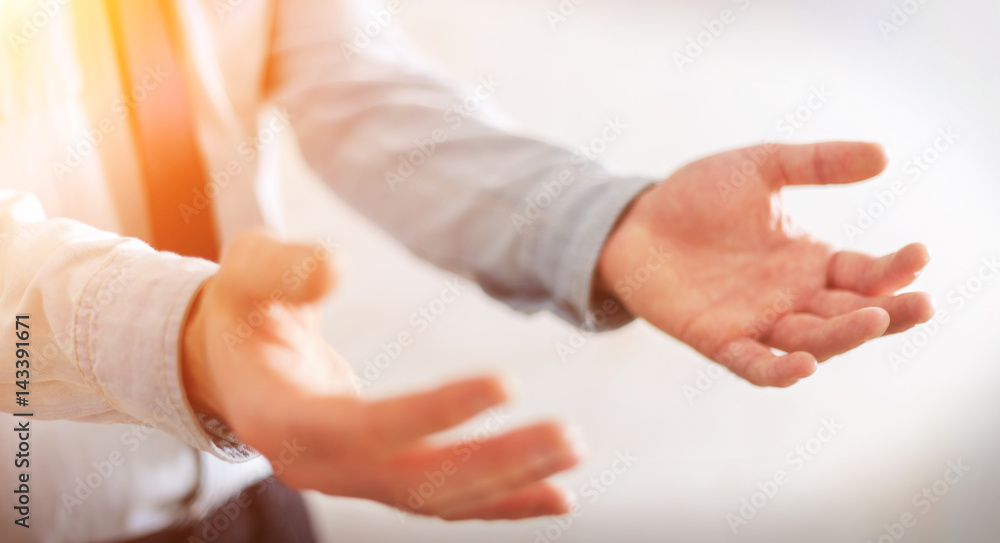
(0, 0), (652, 541)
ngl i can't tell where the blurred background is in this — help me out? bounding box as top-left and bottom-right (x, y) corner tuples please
(278, 1), (1000, 541)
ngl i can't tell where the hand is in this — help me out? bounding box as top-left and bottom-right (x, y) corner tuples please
(597, 142), (934, 387)
(182, 230), (581, 520)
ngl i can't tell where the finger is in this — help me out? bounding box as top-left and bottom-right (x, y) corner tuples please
(713, 338), (817, 387)
(828, 243), (931, 296)
(806, 290), (935, 335)
(367, 376), (509, 452)
(323, 343), (364, 397)
(762, 308), (890, 362)
(219, 228), (338, 305)
(767, 141), (888, 188)
(392, 422), (582, 516)
(437, 481), (571, 521)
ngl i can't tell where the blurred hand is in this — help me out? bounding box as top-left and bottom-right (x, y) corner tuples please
(598, 142), (935, 387)
(182, 230), (581, 520)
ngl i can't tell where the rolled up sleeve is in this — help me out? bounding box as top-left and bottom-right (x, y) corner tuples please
(266, 0), (655, 330)
(0, 191), (255, 462)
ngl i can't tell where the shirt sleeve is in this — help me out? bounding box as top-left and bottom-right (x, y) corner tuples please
(265, 0), (656, 330)
(0, 191), (255, 462)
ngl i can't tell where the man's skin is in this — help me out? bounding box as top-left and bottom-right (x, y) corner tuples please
(597, 141), (933, 387)
(181, 141), (933, 521)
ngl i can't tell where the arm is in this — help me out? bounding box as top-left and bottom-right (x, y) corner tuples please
(180, 230), (582, 520)
(0, 191), (237, 457)
(264, 3), (934, 385)
(0, 190), (580, 520)
(265, 0), (653, 329)
(596, 142), (935, 386)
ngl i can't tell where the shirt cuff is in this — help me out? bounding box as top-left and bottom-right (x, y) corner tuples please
(78, 244), (258, 462)
(537, 171), (656, 331)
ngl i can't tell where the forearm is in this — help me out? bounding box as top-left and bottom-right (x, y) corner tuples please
(0, 191), (252, 461)
(266, 0), (654, 327)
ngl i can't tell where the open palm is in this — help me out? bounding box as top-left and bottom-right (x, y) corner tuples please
(598, 142), (934, 387)
(183, 231), (580, 520)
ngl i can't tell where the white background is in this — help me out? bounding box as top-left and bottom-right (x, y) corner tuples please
(279, 1), (1000, 541)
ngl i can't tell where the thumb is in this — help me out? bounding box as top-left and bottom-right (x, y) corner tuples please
(217, 228), (338, 307)
(766, 141), (888, 188)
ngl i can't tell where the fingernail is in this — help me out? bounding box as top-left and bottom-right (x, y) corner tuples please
(563, 488), (578, 508)
(562, 423), (588, 460)
(499, 375), (523, 400)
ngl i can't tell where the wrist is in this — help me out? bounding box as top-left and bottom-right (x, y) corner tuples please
(595, 193), (644, 306)
(181, 279), (222, 419)
(594, 250), (623, 310)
